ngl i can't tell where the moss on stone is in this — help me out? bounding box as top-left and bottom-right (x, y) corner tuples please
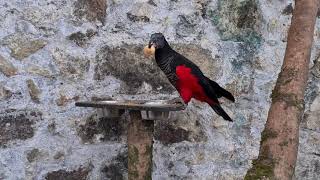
(207, 0), (262, 49)
(207, 10), (219, 25)
(238, 31), (262, 48)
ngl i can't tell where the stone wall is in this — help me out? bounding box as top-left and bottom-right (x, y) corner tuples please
(0, 0), (319, 179)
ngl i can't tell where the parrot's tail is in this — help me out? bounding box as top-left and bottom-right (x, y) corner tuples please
(210, 104), (233, 121)
(207, 78), (235, 102)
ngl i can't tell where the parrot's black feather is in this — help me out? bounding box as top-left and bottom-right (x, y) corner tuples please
(206, 78), (235, 102)
(210, 104), (233, 121)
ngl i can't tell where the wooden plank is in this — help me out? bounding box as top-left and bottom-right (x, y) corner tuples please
(75, 99), (186, 111)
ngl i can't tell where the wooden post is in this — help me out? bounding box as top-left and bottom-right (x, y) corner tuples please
(128, 110), (154, 180)
(75, 99), (185, 180)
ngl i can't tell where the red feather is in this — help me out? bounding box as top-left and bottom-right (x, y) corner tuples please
(176, 65), (215, 105)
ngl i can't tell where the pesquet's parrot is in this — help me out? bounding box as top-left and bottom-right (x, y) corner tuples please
(144, 33), (235, 121)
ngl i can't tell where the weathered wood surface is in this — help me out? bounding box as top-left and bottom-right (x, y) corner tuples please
(128, 110), (154, 180)
(75, 99), (186, 111)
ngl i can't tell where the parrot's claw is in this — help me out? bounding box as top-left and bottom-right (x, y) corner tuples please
(168, 97), (185, 106)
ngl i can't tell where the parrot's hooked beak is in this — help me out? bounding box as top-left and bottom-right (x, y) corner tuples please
(148, 41), (156, 49)
(143, 42), (156, 58)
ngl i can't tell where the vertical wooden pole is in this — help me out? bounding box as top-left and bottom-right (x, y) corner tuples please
(128, 110), (154, 180)
(245, 0), (319, 179)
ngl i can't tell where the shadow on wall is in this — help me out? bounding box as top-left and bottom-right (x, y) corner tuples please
(94, 44), (222, 94)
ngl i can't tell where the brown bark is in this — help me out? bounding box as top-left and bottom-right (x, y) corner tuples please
(245, 1), (319, 180)
(128, 111), (153, 180)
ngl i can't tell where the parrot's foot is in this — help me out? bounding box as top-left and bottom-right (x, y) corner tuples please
(168, 97), (186, 106)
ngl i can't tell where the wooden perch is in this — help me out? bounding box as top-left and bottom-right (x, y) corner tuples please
(76, 99), (185, 180)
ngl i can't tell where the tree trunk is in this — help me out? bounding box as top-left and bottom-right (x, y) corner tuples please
(245, 1), (319, 180)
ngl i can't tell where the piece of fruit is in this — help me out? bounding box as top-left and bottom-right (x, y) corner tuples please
(143, 45), (155, 58)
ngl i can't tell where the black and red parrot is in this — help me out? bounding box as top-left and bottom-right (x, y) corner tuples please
(148, 33), (235, 121)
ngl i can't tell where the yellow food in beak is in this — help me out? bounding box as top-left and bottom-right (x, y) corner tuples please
(143, 45), (155, 58)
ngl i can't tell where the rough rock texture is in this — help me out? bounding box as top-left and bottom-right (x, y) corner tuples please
(2, 33), (47, 60)
(102, 151), (128, 180)
(73, 0), (107, 24)
(0, 55), (17, 77)
(68, 30), (97, 47)
(45, 166), (91, 180)
(77, 113), (127, 143)
(0, 109), (42, 148)
(94, 44), (174, 93)
(0, 0), (319, 179)
(26, 79), (41, 103)
(0, 85), (12, 100)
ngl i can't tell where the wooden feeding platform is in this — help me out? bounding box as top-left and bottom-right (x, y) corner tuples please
(75, 99), (186, 180)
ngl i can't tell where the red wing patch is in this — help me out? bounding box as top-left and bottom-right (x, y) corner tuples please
(175, 65), (215, 104)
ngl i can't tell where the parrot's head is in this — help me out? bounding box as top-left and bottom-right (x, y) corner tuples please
(148, 33), (168, 50)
